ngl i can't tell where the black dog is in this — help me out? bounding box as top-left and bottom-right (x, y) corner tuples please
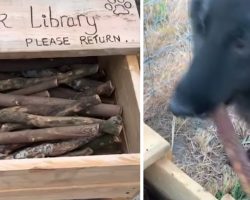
(170, 0), (250, 123)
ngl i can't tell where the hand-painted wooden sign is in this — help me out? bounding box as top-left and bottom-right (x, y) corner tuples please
(0, 0), (139, 58)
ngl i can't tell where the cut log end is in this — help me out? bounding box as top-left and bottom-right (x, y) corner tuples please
(100, 116), (123, 136)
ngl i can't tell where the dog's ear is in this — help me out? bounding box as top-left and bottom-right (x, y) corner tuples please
(190, 0), (211, 34)
(190, 0), (212, 53)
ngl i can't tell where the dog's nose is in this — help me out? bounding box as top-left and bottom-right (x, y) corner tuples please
(169, 95), (195, 117)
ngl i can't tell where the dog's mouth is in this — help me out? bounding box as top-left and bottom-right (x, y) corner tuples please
(169, 94), (235, 119)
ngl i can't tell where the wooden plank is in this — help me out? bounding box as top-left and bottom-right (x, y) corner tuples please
(0, 154), (140, 199)
(0, 183), (139, 200)
(145, 156), (217, 200)
(0, 0), (139, 59)
(144, 124), (171, 169)
(100, 56), (140, 153)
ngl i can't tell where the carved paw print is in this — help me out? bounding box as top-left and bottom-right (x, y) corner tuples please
(105, 0), (132, 16)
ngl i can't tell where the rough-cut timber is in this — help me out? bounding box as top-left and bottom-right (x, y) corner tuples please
(1, 95), (101, 116)
(81, 104), (122, 118)
(32, 90), (50, 97)
(0, 77), (52, 91)
(87, 68), (107, 81)
(0, 144), (26, 155)
(9, 78), (58, 95)
(50, 87), (116, 103)
(101, 98), (116, 104)
(53, 100), (100, 116)
(65, 135), (116, 157)
(0, 92), (93, 108)
(49, 87), (87, 100)
(0, 57), (97, 72)
(7, 137), (100, 159)
(0, 125), (99, 144)
(0, 93), (75, 107)
(68, 79), (115, 96)
(0, 123), (32, 132)
(0, 109), (122, 135)
(0, 0), (139, 59)
(0, 73), (17, 80)
(0, 66), (98, 91)
(21, 68), (57, 78)
(87, 135), (116, 150)
(62, 147), (94, 157)
(57, 65), (99, 84)
(212, 106), (250, 195)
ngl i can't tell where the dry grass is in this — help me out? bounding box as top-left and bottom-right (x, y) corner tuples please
(143, 0), (248, 196)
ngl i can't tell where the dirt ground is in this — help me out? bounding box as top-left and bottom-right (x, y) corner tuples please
(144, 0), (249, 196)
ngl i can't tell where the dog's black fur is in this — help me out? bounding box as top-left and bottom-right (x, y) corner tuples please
(170, 0), (250, 122)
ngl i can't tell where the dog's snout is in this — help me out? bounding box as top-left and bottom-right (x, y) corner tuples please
(169, 94), (195, 117)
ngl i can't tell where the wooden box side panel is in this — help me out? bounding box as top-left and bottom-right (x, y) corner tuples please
(0, 183), (138, 200)
(99, 55), (140, 153)
(145, 156), (217, 200)
(0, 154), (140, 199)
(144, 124), (171, 169)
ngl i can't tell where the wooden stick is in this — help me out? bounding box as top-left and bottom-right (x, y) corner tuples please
(0, 109), (122, 135)
(86, 135), (116, 150)
(49, 87), (86, 100)
(212, 105), (250, 195)
(0, 73), (17, 80)
(0, 57), (97, 72)
(1, 95), (101, 116)
(9, 78), (58, 95)
(21, 68), (57, 78)
(0, 93), (76, 107)
(54, 98), (101, 116)
(0, 77), (52, 91)
(7, 137), (100, 159)
(94, 143), (123, 155)
(32, 90), (50, 97)
(0, 124), (99, 145)
(101, 97), (116, 104)
(0, 144), (26, 155)
(1, 123), (32, 132)
(57, 65), (99, 84)
(64, 134), (116, 157)
(62, 147), (94, 157)
(67, 79), (114, 96)
(0, 65), (98, 92)
(99, 116), (123, 136)
(50, 88), (115, 103)
(87, 68), (107, 81)
(81, 104), (122, 118)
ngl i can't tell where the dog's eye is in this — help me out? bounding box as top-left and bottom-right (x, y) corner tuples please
(234, 39), (246, 50)
(198, 15), (210, 35)
(231, 29), (248, 53)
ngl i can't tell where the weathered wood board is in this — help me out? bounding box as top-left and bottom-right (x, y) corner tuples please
(0, 154), (140, 200)
(144, 124), (170, 169)
(0, 0), (139, 58)
(145, 156), (217, 200)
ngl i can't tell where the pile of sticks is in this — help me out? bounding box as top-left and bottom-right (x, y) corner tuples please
(0, 61), (123, 159)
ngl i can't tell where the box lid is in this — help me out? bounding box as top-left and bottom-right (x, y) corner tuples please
(0, 0), (140, 59)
